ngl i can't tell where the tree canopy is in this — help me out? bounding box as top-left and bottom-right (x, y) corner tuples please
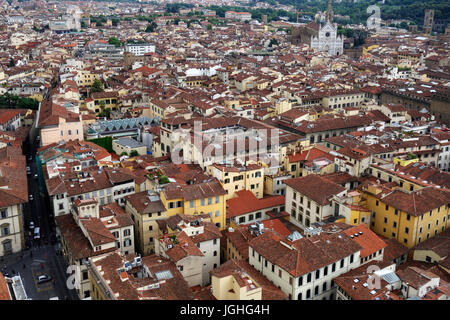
(0, 93), (39, 110)
(108, 36), (122, 47)
(91, 79), (104, 93)
(145, 22), (158, 32)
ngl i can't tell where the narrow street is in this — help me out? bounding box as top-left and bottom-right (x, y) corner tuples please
(1, 136), (78, 300)
(24, 136), (54, 247)
(1, 245), (78, 300)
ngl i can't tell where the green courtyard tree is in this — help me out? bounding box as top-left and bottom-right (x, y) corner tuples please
(399, 21), (409, 30)
(269, 38), (279, 47)
(0, 93), (39, 110)
(98, 100), (106, 111)
(108, 36), (121, 47)
(145, 22), (157, 32)
(159, 176), (170, 184)
(130, 150), (139, 157)
(91, 79), (104, 93)
(112, 18), (120, 26)
(97, 107), (110, 118)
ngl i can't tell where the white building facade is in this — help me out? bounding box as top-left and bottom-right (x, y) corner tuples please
(311, 21), (343, 56)
(125, 44), (155, 56)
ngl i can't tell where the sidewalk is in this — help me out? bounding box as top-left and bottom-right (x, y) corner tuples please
(51, 245), (79, 300)
(0, 249), (32, 270)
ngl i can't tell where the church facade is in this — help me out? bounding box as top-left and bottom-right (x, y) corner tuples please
(290, 0), (343, 56)
(311, 21), (343, 56)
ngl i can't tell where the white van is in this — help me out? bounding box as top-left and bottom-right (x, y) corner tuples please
(34, 227), (40, 239)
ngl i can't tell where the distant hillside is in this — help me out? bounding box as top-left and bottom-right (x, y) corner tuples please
(253, 0), (449, 27)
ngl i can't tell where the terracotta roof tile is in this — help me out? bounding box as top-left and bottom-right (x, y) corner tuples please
(226, 190), (285, 218)
(343, 225), (387, 258)
(285, 174), (347, 206)
(249, 229), (361, 277)
(0, 273), (11, 300)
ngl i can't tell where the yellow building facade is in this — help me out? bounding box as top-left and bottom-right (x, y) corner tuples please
(125, 192), (167, 255)
(89, 275), (107, 300)
(393, 156), (419, 167)
(77, 70), (100, 87)
(361, 185), (449, 248)
(206, 164), (264, 200)
(160, 181), (227, 230)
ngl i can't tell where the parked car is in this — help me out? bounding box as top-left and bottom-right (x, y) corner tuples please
(37, 274), (52, 284)
(34, 227), (40, 239)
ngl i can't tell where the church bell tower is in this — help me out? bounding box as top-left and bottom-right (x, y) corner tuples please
(326, 0), (334, 23)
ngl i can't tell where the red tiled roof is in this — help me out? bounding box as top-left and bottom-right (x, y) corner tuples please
(343, 224), (387, 258)
(381, 187), (449, 216)
(249, 229), (361, 277)
(226, 190), (285, 218)
(284, 174), (346, 206)
(243, 218), (291, 238)
(397, 266), (440, 290)
(55, 214), (116, 260)
(288, 146), (335, 163)
(38, 100), (80, 127)
(0, 146), (28, 207)
(0, 110), (22, 125)
(162, 178), (226, 201)
(165, 231), (204, 262)
(333, 261), (392, 300)
(380, 236), (409, 263)
(0, 273), (11, 300)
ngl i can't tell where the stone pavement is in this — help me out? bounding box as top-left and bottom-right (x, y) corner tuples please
(1, 245), (79, 300)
